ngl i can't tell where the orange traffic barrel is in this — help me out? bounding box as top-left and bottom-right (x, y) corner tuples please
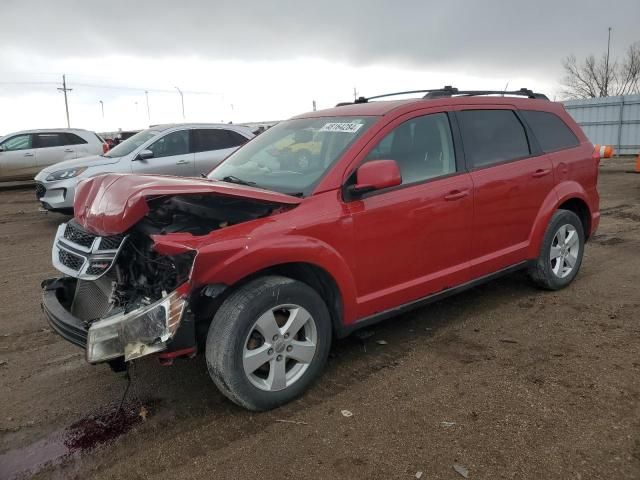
(594, 144), (615, 159)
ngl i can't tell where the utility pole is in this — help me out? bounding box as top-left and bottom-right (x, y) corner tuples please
(174, 86), (185, 120)
(57, 74), (72, 128)
(353, 87), (358, 101)
(604, 27), (612, 97)
(99, 100), (104, 119)
(144, 90), (151, 123)
(312, 100), (317, 111)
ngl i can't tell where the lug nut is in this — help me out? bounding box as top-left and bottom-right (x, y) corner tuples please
(284, 333), (289, 339)
(286, 345), (293, 352)
(268, 348), (274, 355)
(276, 355), (283, 361)
(272, 334), (279, 341)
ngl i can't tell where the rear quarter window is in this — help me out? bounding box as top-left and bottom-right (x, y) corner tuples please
(65, 133), (89, 145)
(520, 110), (579, 153)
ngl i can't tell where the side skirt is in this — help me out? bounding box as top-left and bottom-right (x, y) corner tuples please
(336, 261), (530, 338)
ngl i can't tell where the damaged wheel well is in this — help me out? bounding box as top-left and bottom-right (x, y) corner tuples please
(194, 263), (344, 339)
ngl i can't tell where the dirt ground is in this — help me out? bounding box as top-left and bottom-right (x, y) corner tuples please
(1, 158), (639, 480)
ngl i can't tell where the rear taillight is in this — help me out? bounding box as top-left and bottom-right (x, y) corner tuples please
(102, 143), (109, 154)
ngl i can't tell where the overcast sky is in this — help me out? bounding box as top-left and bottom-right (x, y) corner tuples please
(1, 0), (639, 134)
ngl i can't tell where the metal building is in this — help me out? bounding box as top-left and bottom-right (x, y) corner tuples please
(563, 94), (640, 155)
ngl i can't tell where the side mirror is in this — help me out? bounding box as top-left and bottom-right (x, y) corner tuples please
(0, 145), (6, 152)
(135, 149), (154, 161)
(349, 159), (402, 196)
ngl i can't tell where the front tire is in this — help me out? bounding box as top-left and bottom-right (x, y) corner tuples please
(528, 209), (585, 290)
(205, 276), (332, 411)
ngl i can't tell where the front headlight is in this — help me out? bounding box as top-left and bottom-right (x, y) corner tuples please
(46, 167), (87, 181)
(86, 288), (187, 363)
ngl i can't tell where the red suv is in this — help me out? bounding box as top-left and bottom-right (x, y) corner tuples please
(42, 87), (600, 410)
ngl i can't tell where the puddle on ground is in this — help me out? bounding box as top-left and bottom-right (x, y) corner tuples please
(0, 402), (153, 480)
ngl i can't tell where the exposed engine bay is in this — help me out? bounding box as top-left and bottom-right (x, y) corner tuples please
(58, 194), (283, 322)
(47, 193), (287, 363)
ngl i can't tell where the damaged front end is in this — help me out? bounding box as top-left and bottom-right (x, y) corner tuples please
(43, 218), (196, 365)
(42, 175), (298, 368)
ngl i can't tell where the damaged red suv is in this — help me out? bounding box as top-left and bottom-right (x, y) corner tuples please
(42, 87), (600, 410)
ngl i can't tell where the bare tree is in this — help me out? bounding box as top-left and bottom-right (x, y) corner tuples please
(561, 42), (640, 99)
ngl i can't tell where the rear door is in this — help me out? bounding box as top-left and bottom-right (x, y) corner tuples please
(0, 134), (36, 180)
(347, 110), (474, 318)
(192, 128), (249, 175)
(34, 132), (77, 169)
(455, 107), (554, 277)
(131, 129), (195, 176)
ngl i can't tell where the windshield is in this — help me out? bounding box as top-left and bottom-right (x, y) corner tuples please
(209, 116), (377, 195)
(104, 129), (161, 158)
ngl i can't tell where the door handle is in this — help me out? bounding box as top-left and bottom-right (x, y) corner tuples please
(176, 159), (190, 165)
(532, 169), (551, 178)
(24, 152), (34, 157)
(444, 189), (469, 201)
(64, 148), (74, 153)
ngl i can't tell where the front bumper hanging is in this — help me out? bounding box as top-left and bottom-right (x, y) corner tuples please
(41, 277), (190, 364)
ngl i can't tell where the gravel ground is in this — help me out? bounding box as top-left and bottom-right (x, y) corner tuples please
(1, 157), (639, 480)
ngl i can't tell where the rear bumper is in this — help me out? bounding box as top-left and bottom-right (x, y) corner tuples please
(41, 278), (87, 349)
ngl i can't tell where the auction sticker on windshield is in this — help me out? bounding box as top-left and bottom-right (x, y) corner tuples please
(319, 122), (364, 133)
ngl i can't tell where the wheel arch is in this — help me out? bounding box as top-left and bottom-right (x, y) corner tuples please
(527, 182), (592, 258)
(556, 197), (592, 240)
(192, 261), (349, 340)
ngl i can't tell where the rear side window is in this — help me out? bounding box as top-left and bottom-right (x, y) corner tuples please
(521, 110), (579, 152)
(193, 129), (248, 152)
(35, 133), (68, 148)
(457, 110), (530, 168)
(64, 133), (88, 145)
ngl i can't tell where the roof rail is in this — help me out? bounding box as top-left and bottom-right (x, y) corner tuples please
(335, 86), (548, 106)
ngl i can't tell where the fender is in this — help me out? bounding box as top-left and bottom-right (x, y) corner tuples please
(526, 180), (590, 258)
(189, 234), (359, 324)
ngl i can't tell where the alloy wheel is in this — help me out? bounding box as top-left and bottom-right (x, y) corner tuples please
(242, 304), (318, 392)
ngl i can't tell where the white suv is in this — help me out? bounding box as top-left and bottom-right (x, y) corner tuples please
(0, 129), (107, 182)
(35, 123), (254, 212)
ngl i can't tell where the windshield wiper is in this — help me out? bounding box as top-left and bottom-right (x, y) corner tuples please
(221, 175), (257, 187)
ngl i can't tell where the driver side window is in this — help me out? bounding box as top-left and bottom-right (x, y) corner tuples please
(363, 113), (456, 185)
(148, 130), (190, 158)
(2, 134), (33, 151)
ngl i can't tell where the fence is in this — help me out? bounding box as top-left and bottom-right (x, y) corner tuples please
(563, 94), (640, 156)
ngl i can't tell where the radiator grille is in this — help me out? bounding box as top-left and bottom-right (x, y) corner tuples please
(35, 183), (46, 199)
(58, 249), (84, 272)
(71, 275), (116, 322)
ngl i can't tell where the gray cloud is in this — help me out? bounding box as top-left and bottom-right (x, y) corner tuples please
(2, 0), (639, 77)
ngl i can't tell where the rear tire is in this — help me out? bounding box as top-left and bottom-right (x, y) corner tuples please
(528, 209), (585, 290)
(205, 275), (332, 411)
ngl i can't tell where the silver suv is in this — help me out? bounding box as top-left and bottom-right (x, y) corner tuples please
(35, 123), (254, 212)
(0, 129), (106, 182)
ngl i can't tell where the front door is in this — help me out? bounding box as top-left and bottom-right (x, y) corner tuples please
(132, 129), (195, 177)
(455, 107), (555, 277)
(0, 134), (37, 180)
(347, 111), (473, 319)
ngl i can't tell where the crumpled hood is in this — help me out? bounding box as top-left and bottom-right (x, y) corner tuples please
(74, 173), (302, 236)
(40, 154), (121, 173)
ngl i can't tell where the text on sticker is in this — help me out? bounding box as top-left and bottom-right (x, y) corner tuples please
(319, 122), (364, 133)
